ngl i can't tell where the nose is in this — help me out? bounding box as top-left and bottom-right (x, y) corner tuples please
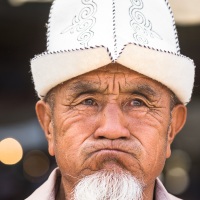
(94, 103), (130, 140)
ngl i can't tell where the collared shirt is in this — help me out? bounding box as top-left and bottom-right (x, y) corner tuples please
(26, 168), (182, 200)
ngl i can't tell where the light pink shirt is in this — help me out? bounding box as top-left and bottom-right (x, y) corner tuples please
(26, 168), (182, 200)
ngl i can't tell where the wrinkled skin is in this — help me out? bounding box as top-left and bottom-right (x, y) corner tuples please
(36, 63), (187, 200)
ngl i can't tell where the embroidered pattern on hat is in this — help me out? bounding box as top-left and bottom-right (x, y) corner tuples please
(129, 0), (162, 45)
(61, 0), (97, 48)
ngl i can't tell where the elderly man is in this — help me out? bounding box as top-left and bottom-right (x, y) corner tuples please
(27, 0), (195, 199)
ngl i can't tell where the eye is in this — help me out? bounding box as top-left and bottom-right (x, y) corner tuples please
(81, 98), (96, 106)
(130, 99), (145, 107)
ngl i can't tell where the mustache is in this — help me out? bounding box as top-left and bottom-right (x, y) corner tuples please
(81, 139), (142, 160)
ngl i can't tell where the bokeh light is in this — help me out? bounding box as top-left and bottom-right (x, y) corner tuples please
(23, 150), (50, 179)
(0, 138), (23, 165)
(165, 149), (191, 172)
(164, 149), (191, 195)
(169, 0), (200, 25)
(165, 167), (190, 195)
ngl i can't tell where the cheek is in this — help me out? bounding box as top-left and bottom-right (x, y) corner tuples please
(53, 110), (99, 175)
(56, 105), (99, 132)
(126, 107), (171, 139)
(126, 112), (169, 178)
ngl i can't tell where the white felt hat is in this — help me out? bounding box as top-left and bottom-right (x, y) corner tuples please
(31, 0), (195, 104)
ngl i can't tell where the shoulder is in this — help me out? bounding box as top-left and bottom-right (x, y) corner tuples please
(155, 178), (182, 200)
(25, 168), (60, 200)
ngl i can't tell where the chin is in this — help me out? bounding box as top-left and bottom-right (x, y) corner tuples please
(82, 151), (142, 178)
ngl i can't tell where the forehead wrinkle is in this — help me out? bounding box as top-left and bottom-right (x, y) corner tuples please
(60, 70), (160, 98)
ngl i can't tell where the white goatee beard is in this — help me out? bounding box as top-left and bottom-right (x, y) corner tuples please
(71, 170), (143, 200)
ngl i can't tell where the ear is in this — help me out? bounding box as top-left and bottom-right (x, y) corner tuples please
(36, 100), (55, 156)
(166, 104), (187, 158)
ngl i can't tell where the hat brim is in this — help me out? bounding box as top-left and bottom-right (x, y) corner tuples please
(31, 44), (195, 104)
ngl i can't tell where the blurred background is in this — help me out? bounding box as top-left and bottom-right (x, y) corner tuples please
(0, 0), (199, 199)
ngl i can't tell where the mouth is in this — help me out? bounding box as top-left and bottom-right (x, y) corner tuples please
(90, 147), (130, 155)
(82, 142), (141, 166)
(81, 145), (141, 174)
(90, 148), (132, 162)
(94, 149), (128, 154)
(85, 145), (137, 161)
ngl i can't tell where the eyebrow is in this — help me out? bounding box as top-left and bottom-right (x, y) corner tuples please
(135, 84), (157, 98)
(66, 80), (103, 96)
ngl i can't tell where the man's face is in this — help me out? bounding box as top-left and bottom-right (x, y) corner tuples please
(37, 63), (186, 194)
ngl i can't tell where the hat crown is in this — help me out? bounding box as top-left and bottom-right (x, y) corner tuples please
(47, 0), (180, 60)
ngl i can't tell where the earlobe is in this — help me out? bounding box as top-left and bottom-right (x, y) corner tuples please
(166, 104), (187, 158)
(35, 100), (55, 156)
